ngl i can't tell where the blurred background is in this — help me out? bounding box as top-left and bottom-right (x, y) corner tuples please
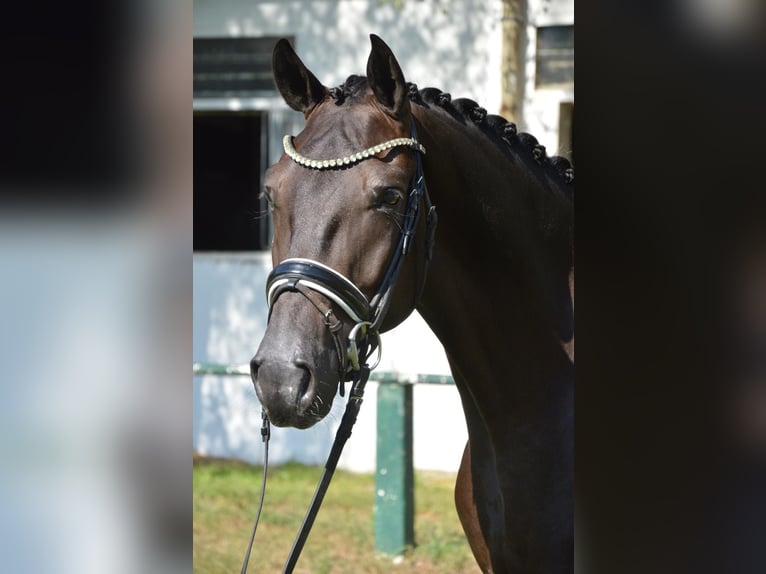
(0, 1), (191, 573)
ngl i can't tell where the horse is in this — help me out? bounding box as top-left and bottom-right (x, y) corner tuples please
(251, 35), (574, 573)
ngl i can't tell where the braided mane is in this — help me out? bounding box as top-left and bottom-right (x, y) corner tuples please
(329, 75), (574, 196)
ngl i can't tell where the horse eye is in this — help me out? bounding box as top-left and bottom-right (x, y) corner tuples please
(380, 188), (402, 206)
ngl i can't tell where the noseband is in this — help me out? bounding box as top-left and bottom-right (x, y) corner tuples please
(265, 118), (437, 389)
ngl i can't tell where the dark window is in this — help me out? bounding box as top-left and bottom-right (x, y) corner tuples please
(193, 36), (293, 98)
(193, 113), (269, 251)
(535, 25), (574, 89)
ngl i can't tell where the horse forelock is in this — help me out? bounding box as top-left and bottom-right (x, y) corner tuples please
(328, 74), (369, 106)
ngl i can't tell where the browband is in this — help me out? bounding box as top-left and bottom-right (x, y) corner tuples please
(283, 134), (426, 170)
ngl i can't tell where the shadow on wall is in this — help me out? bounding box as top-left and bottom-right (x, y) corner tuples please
(194, 0), (499, 107)
(193, 254), (352, 465)
(192, 255), (271, 462)
(193, 374), (343, 465)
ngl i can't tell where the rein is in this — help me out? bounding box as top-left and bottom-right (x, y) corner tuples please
(241, 119), (436, 573)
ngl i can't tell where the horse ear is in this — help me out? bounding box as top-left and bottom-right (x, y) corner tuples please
(366, 34), (409, 118)
(272, 39), (327, 115)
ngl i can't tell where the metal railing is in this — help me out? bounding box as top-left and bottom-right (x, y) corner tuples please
(193, 361), (453, 384)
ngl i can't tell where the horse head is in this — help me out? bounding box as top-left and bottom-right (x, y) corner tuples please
(251, 36), (432, 428)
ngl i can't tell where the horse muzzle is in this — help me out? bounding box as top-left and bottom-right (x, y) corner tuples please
(251, 352), (319, 428)
(251, 293), (343, 428)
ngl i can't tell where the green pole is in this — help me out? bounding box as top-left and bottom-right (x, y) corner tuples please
(374, 382), (415, 555)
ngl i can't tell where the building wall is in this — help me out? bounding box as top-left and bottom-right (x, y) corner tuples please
(194, 0), (573, 160)
(524, 0), (575, 156)
(194, 0), (505, 114)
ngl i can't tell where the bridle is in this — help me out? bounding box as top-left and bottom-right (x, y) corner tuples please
(265, 258), (382, 390)
(242, 118), (437, 573)
(268, 119), (436, 387)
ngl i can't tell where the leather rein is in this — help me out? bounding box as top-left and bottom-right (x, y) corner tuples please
(241, 119), (437, 573)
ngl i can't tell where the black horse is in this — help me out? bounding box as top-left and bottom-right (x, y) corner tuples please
(252, 35), (574, 573)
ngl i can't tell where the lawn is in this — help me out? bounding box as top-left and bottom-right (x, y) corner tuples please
(193, 456), (478, 573)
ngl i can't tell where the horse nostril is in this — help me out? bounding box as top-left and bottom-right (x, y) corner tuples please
(250, 356), (262, 384)
(294, 360), (315, 412)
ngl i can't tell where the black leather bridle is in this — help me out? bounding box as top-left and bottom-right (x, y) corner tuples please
(266, 258), (380, 390)
(267, 118), (436, 386)
(242, 119), (437, 574)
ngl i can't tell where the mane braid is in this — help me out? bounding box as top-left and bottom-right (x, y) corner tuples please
(406, 81), (574, 190)
(330, 76), (574, 190)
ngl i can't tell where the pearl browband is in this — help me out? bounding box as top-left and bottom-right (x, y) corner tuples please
(282, 134), (426, 170)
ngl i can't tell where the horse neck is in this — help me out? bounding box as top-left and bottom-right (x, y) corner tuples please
(412, 106), (573, 406)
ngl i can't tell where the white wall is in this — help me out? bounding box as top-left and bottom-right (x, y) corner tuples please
(192, 253), (466, 473)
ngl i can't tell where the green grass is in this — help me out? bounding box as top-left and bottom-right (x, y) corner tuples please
(193, 457), (478, 573)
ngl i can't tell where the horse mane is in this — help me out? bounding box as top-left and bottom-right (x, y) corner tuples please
(331, 74), (574, 343)
(329, 75), (574, 197)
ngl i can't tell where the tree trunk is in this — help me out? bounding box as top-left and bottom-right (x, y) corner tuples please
(501, 0), (527, 123)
